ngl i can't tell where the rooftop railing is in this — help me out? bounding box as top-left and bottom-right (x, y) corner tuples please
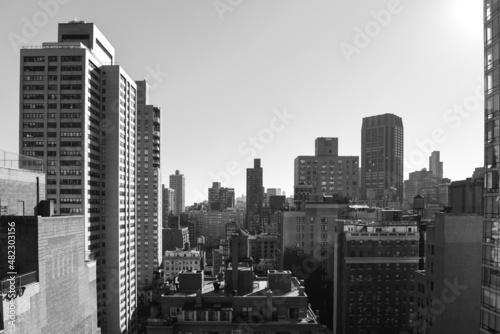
(0, 150), (44, 172)
(0, 271), (38, 294)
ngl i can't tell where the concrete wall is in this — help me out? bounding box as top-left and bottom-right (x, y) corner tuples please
(449, 178), (483, 214)
(1, 215), (99, 334)
(423, 213), (482, 334)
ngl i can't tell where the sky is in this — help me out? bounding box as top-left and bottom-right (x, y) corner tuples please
(0, 0), (484, 205)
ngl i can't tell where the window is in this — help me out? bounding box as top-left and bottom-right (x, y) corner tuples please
(170, 307), (182, 317)
(184, 311), (195, 321)
(24, 75), (44, 81)
(241, 307), (252, 320)
(220, 310), (230, 321)
(288, 307), (299, 319)
(24, 56), (45, 62)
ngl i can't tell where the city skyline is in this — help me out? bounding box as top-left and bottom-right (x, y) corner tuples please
(0, 0), (483, 205)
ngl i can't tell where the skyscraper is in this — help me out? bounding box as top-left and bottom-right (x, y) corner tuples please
(361, 113), (404, 203)
(482, 1), (500, 331)
(246, 158), (263, 233)
(135, 80), (162, 290)
(19, 21), (137, 333)
(429, 151), (443, 178)
(169, 170), (185, 215)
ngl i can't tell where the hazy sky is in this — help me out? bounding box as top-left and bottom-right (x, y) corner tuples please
(0, 0), (483, 205)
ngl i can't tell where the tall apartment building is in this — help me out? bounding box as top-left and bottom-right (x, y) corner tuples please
(162, 186), (175, 226)
(294, 137), (359, 200)
(281, 199), (348, 277)
(339, 220), (419, 334)
(281, 197), (348, 329)
(361, 113), (404, 203)
(18, 21), (137, 333)
(429, 151), (443, 178)
(415, 213), (482, 334)
(482, 1), (500, 332)
(246, 159), (263, 233)
(208, 182), (235, 211)
(136, 80), (162, 289)
(169, 170), (185, 215)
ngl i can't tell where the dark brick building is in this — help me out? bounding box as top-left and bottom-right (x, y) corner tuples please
(339, 220), (419, 333)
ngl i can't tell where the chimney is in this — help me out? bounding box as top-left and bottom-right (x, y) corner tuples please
(35, 177), (39, 216)
(195, 289), (202, 307)
(266, 289), (273, 321)
(231, 233), (239, 292)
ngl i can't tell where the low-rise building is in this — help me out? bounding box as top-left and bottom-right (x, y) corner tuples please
(146, 270), (329, 334)
(163, 250), (202, 281)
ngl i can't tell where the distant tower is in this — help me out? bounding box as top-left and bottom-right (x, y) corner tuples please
(429, 151), (443, 178)
(170, 170), (185, 215)
(162, 186), (176, 225)
(246, 159), (263, 232)
(361, 114), (404, 203)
